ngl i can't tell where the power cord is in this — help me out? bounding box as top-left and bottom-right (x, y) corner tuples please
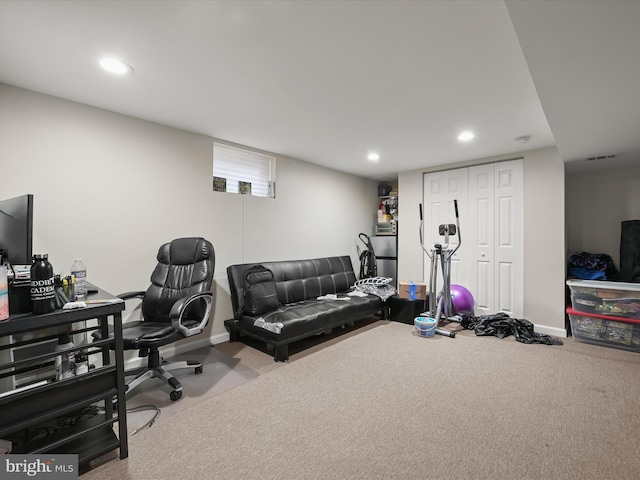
(127, 405), (161, 436)
(57, 405), (101, 427)
(6, 404), (101, 446)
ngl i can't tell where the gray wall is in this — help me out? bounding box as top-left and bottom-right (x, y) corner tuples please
(0, 84), (378, 354)
(566, 164), (640, 270)
(397, 147), (567, 337)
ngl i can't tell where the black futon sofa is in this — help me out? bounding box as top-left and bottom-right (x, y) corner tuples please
(225, 256), (387, 361)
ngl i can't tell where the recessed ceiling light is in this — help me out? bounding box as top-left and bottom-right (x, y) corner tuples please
(99, 57), (134, 75)
(457, 131), (474, 142)
(367, 152), (380, 161)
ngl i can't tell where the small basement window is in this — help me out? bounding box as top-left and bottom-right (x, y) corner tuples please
(213, 142), (276, 197)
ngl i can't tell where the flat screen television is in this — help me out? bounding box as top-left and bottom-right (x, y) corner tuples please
(0, 194), (34, 266)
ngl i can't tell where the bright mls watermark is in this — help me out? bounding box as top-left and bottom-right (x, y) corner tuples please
(2, 455), (78, 479)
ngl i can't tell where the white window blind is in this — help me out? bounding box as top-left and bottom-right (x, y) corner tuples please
(213, 143), (275, 197)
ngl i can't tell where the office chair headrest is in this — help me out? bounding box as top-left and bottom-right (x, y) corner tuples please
(157, 237), (213, 265)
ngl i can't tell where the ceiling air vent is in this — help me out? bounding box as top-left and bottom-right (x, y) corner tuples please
(585, 153), (619, 161)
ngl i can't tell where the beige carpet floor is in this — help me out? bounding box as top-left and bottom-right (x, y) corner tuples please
(82, 320), (640, 480)
(122, 346), (260, 433)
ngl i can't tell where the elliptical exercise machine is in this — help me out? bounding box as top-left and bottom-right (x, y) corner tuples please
(419, 200), (462, 338)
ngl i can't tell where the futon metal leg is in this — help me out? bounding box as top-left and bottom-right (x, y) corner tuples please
(229, 326), (240, 342)
(274, 344), (289, 362)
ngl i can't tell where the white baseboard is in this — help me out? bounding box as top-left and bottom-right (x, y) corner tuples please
(535, 324), (567, 338)
(123, 331), (231, 370)
(210, 331), (231, 345)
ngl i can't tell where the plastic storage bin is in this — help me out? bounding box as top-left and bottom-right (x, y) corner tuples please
(566, 307), (640, 352)
(566, 279), (640, 319)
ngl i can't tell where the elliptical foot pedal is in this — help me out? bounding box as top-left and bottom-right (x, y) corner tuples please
(435, 328), (455, 338)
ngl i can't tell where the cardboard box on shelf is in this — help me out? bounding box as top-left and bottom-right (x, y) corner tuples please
(398, 280), (427, 300)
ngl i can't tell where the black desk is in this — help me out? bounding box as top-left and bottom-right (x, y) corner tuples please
(0, 284), (128, 464)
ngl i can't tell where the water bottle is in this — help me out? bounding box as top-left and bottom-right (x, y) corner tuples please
(70, 259), (87, 300)
(409, 281), (417, 301)
(54, 332), (76, 380)
(30, 254), (56, 314)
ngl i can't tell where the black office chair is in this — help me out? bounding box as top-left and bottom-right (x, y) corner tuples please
(111, 237), (214, 401)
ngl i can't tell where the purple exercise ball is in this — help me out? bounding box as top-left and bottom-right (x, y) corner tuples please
(450, 284), (475, 314)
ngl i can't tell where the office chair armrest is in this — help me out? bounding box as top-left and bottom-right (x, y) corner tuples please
(170, 292), (213, 337)
(118, 291), (146, 301)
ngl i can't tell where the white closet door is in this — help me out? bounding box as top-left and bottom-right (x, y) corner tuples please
(423, 159), (523, 318)
(422, 168), (469, 297)
(493, 159), (523, 317)
(468, 163), (495, 317)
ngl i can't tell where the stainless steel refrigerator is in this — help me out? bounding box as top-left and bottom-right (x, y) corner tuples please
(369, 235), (397, 288)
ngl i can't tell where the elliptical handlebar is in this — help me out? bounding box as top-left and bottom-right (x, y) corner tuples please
(418, 203), (433, 259)
(450, 199), (462, 256)
(419, 200), (461, 257)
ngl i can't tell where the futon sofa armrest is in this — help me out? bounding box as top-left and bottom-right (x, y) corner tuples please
(170, 292), (213, 337)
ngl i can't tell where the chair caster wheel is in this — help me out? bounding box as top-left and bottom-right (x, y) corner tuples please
(195, 365), (203, 374)
(170, 390), (182, 401)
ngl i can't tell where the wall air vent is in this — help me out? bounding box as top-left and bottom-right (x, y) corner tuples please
(586, 153), (619, 161)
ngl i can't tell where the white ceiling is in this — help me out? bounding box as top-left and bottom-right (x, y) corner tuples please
(0, 0), (638, 180)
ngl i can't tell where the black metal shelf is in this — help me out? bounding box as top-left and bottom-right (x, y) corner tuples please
(11, 413), (119, 464)
(0, 283), (128, 464)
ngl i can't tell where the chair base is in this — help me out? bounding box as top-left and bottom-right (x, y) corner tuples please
(124, 348), (203, 401)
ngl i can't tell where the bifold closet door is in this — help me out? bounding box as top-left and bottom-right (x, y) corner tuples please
(468, 163), (495, 317)
(492, 160), (523, 317)
(422, 168), (469, 298)
(423, 159), (523, 317)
